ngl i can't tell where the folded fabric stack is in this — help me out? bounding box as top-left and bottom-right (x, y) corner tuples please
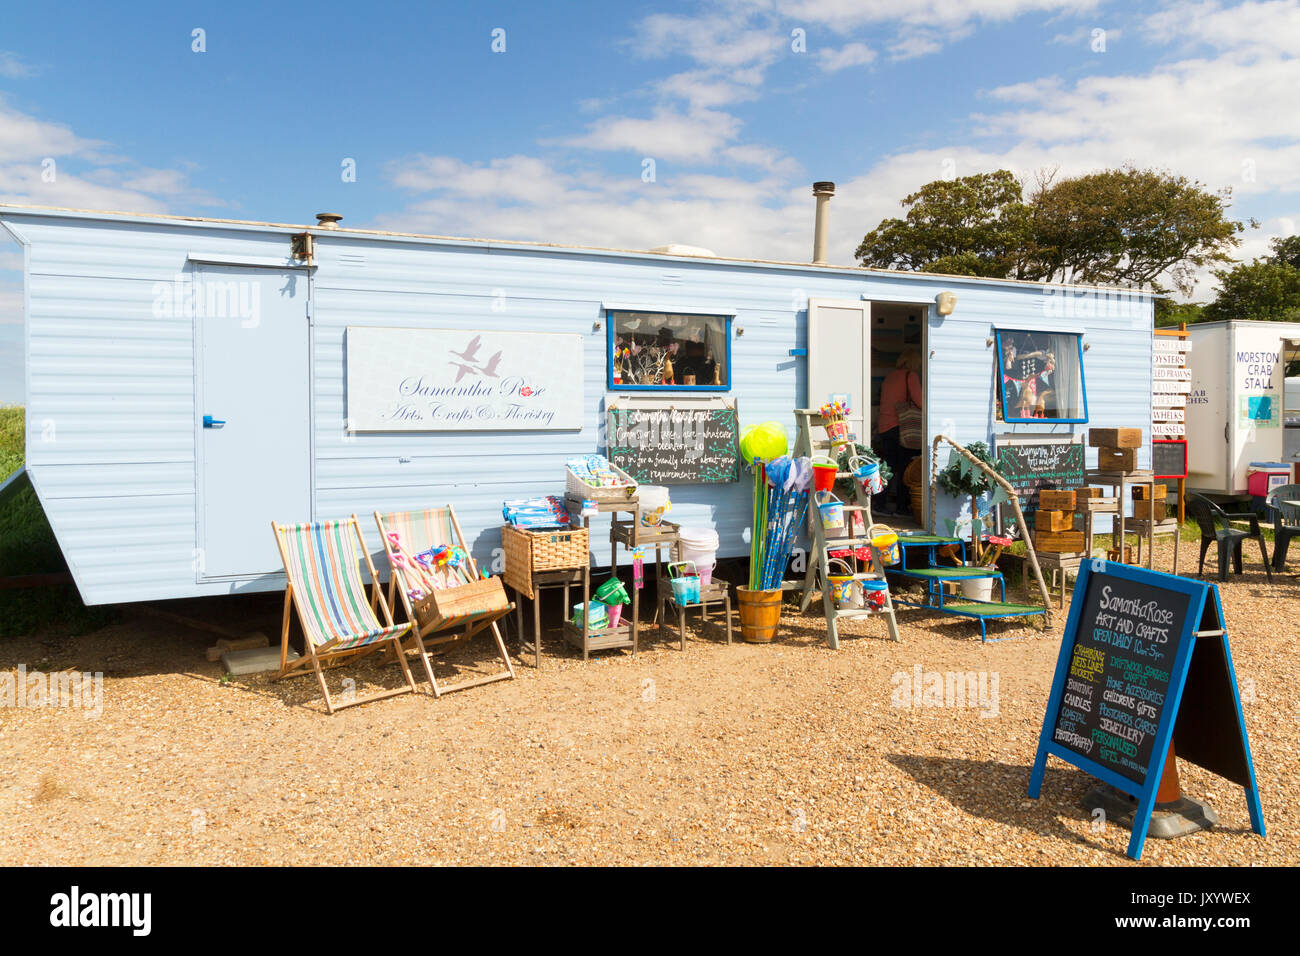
(567, 454), (625, 488)
(502, 494), (571, 529)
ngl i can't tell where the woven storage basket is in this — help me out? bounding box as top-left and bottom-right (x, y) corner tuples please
(414, 575), (510, 622)
(501, 524), (590, 599)
(565, 461), (638, 503)
(904, 458), (925, 523)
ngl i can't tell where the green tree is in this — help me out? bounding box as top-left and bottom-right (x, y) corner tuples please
(856, 166), (1245, 296)
(1203, 235), (1300, 322)
(854, 170), (1032, 279)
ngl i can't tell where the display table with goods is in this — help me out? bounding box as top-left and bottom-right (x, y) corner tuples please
(501, 516), (590, 669)
(658, 560), (733, 648)
(1084, 468), (1157, 567)
(559, 454), (687, 658)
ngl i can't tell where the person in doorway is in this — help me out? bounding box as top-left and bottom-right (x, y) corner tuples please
(874, 350), (922, 516)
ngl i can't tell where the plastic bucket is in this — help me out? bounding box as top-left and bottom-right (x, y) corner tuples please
(571, 602), (607, 629)
(959, 576), (994, 602)
(678, 527), (719, 585)
(670, 576), (700, 604)
(605, 603), (623, 626)
(824, 419), (850, 445)
(638, 485), (672, 526)
(861, 579), (889, 609)
(852, 457), (884, 495)
(594, 577), (629, 605)
(736, 586), (783, 643)
(812, 457), (837, 492)
(816, 492), (844, 531)
(870, 532), (900, 566)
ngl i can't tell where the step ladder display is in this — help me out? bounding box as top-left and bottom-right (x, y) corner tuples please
(792, 409), (900, 648)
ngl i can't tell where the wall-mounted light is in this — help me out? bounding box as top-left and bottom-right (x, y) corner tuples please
(936, 291), (957, 316)
(593, 321), (602, 332)
(1083, 342), (1091, 351)
(986, 337), (995, 347)
(735, 325), (745, 337)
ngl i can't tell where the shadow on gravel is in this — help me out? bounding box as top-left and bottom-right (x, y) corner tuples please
(886, 753), (1129, 858)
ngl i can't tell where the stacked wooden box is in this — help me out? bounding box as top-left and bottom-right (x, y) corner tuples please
(1089, 427), (1142, 472)
(1132, 483), (1167, 520)
(1035, 489), (1085, 553)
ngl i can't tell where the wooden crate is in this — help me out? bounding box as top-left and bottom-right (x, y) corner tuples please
(1133, 499), (1166, 520)
(1107, 545), (1135, 564)
(1079, 496), (1118, 514)
(1097, 447), (1138, 472)
(1038, 510), (1074, 531)
(1038, 489), (1076, 511)
(1132, 483), (1168, 500)
(1076, 486), (1102, 499)
(1089, 427), (1143, 449)
(1036, 529), (1085, 553)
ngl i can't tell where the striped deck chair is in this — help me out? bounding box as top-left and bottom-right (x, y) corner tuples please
(271, 515), (418, 714)
(375, 506), (515, 696)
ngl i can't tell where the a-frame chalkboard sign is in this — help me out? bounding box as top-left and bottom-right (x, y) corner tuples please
(1028, 560), (1264, 860)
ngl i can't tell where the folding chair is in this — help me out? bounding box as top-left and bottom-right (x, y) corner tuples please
(271, 516), (418, 715)
(375, 506), (515, 696)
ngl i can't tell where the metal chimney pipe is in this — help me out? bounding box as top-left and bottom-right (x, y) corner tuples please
(812, 182), (835, 265)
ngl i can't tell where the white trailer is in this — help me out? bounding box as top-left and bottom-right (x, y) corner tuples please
(1185, 319), (1300, 495)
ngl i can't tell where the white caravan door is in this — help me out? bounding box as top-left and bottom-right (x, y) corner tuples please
(807, 298), (871, 442)
(196, 264), (311, 579)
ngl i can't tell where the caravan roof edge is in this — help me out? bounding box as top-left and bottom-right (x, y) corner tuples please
(0, 201), (1158, 298)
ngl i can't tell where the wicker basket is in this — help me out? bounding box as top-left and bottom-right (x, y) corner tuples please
(904, 458), (925, 523)
(565, 461), (638, 503)
(413, 575), (510, 622)
(501, 524), (590, 598)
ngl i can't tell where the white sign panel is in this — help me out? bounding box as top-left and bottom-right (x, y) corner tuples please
(345, 327), (584, 431)
(1153, 393), (1187, 408)
(1153, 380), (1192, 393)
(1153, 422), (1186, 437)
(1153, 338), (1191, 352)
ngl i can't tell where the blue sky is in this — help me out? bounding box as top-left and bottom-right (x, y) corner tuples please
(3, 0), (1299, 403)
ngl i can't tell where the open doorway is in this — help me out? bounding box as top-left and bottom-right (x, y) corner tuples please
(868, 302), (927, 528)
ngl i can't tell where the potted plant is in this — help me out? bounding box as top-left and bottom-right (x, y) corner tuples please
(935, 440), (1002, 568)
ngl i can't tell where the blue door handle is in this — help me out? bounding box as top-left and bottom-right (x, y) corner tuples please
(203, 415), (226, 429)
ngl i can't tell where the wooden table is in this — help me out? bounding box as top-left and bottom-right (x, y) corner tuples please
(563, 496), (681, 659)
(1085, 469), (1156, 568)
(658, 578), (733, 648)
(512, 567), (585, 669)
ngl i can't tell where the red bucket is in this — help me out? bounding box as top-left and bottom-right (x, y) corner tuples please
(812, 460), (837, 492)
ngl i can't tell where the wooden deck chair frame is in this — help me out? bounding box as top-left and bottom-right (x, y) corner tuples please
(375, 506), (516, 697)
(271, 515), (419, 715)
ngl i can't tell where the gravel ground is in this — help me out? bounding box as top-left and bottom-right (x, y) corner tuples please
(0, 538), (1294, 866)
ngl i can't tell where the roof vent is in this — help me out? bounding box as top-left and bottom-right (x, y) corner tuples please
(315, 213), (343, 229)
(650, 243), (716, 258)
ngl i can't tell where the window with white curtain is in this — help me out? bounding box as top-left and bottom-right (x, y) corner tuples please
(609, 310), (730, 391)
(995, 329), (1088, 423)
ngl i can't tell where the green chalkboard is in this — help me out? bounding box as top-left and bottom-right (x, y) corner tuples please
(607, 403), (739, 484)
(995, 437), (1085, 508)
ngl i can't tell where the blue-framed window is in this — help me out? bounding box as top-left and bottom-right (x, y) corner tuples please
(608, 309), (732, 392)
(995, 328), (1089, 423)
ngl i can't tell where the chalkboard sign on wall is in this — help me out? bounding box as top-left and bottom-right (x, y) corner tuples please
(1029, 561), (1265, 860)
(606, 401), (740, 484)
(995, 436), (1086, 500)
(1152, 439), (1187, 479)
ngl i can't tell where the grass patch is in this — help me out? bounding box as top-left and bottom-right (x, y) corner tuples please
(0, 405), (118, 637)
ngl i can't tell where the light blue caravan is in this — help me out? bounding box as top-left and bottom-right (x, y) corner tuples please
(0, 203), (1155, 606)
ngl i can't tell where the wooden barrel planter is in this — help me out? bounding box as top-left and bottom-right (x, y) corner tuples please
(736, 586), (783, 643)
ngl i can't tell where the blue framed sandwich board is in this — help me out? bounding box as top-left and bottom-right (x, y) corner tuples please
(1028, 560), (1264, 860)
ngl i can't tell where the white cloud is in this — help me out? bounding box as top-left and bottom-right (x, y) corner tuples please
(0, 97), (226, 211)
(563, 107), (745, 163)
(0, 51), (33, 79)
(818, 42), (877, 71)
(1144, 0), (1300, 57)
